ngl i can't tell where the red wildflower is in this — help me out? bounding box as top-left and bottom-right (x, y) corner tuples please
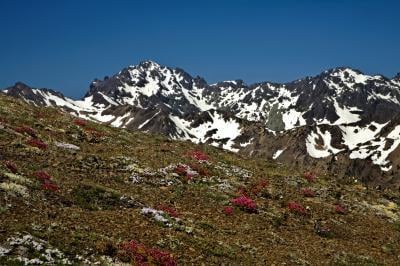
(41, 182), (59, 192)
(35, 170), (52, 182)
(27, 138), (48, 150)
(187, 150), (209, 162)
(158, 204), (179, 218)
(301, 188), (316, 197)
(85, 127), (106, 139)
(174, 164), (188, 176)
(224, 206), (234, 216)
(189, 163), (210, 176)
(303, 171), (316, 182)
(4, 161), (18, 174)
(288, 201), (306, 215)
(251, 179), (269, 195)
(120, 240), (177, 266)
(231, 195), (257, 213)
(73, 119), (87, 127)
(15, 126), (37, 137)
(334, 203), (347, 214)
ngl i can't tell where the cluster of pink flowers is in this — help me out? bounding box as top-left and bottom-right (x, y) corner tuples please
(303, 171), (317, 182)
(288, 201), (306, 215)
(301, 188), (316, 197)
(231, 195), (257, 213)
(15, 126), (37, 137)
(4, 160), (18, 174)
(27, 138), (48, 150)
(187, 150), (209, 162)
(158, 204), (179, 218)
(334, 203), (347, 214)
(223, 206), (234, 216)
(73, 118), (87, 127)
(120, 240), (177, 266)
(35, 170), (59, 192)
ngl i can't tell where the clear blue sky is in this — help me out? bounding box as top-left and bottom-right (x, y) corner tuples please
(0, 0), (399, 98)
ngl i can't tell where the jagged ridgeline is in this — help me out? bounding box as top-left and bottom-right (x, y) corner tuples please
(3, 61), (400, 187)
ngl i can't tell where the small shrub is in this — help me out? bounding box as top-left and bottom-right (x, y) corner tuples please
(251, 179), (268, 195)
(334, 203), (347, 214)
(41, 182), (59, 192)
(73, 184), (121, 210)
(158, 204), (179, 218)
(15, 126), (36, 137)
(174, 164), (197, 181)
(84, 127), (106, 141)
(223, 206), (234, 216)
(187, 150), (209, 162)
(35, 171), (59, 192)
(73, 119), (87, 127)
(231, 195), (257, 213)
(303, 171), (316, 182)
(27, 138), (48, 150)
(301, 188), (316, 197)
(236, 186), (249, 197)
(394, 221), (400, 232)
(189, 163), (210, 176)
(119, 240), (177, 266)
(314, 220), (334, 238)
(288, 201), (306, 215)
(35, 170), (52, 182)
(4, 161), (18, 174)
(0, 182), (28, 197)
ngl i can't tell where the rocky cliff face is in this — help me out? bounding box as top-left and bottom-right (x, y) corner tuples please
(3, 61), (400, 186)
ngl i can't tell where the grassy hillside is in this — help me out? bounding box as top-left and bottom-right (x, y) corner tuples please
(0, 93), (400, 265)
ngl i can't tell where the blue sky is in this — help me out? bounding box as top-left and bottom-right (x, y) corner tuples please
(0, 0), (399, 98)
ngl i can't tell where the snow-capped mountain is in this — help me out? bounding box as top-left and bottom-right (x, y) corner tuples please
(3, 61), (400, 186)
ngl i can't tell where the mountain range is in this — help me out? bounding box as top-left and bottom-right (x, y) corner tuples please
(3, 61), (400, 187)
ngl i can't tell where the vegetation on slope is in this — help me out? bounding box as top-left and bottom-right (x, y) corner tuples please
(0, 94), (400, 265)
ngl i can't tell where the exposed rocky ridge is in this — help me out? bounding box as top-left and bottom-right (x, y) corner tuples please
(3, 61), (400, 186)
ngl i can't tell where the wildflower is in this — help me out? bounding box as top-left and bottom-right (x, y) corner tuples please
(85, 127), (105, 138)
(231, 195), (257, 213)
(158, 204), (179, 218)
(35, 171), (59, 192)
(189, 163), (210, 176)
(334, 203), (347, 214)
(303, 171), (316, 182)
(288, 201), (306, 215)
(174, 164), (188, 176)
(224, 206), (234, 216)
(4, 161), (18, 174)
(35, 171), (52, 182)
(187, 150), (209, 162)
(174, 164), (197, 181)
(27, 138), (48, 150)
(301, 188), (316, 197)
(119, 240), (177, 266)
(251, 179), (268, 195)
(41, 182), (59, 192)
(73, 119), (87, 127)
(0, 182), (29, 197)
(15, 126), (37, 137)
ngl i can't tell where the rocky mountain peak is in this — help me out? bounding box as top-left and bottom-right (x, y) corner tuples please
(3, 62), (400, 185)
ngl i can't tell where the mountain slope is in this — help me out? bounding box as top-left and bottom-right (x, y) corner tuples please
(1, 92), (400, 265)
(3, 61), (400, 186)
